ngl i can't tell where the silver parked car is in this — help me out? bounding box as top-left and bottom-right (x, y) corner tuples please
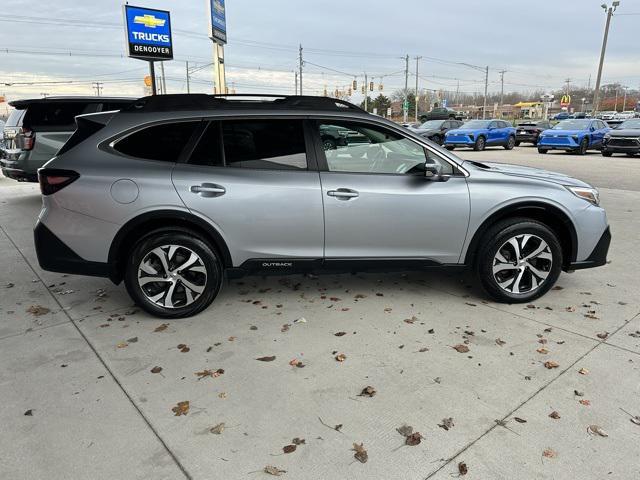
(34, 94), (611, 318)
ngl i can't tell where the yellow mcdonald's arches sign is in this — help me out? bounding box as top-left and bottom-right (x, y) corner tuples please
(560, 94), (571, 106)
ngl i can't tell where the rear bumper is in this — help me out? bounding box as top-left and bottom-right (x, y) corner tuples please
(566, 227), (611, 271)
(515, 133), (538, 143)
(34, 221), (110, 277)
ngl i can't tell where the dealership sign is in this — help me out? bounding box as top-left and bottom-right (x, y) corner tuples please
(123, 5), (173, 60)
(207, 0), (227, 44)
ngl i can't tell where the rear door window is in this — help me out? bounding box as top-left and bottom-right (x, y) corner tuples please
(114, 121), (200, 162)
(220, 119), (307, 170)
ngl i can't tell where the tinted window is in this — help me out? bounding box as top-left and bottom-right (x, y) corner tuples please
(24, 102), (92, 128)
(5, 108), (25, 127)
(189, 122), (222, 166)
(221, 120), (307, 170)
(101, 102), (132, 112)
(114, 121), (199, 162)
(318, 121), (454, 175)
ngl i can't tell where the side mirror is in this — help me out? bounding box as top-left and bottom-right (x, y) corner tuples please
(425, 163), (446, 181)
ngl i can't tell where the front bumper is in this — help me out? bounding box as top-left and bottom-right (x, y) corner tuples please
(567, 227), (611, 271)
(444, 135), (475, 146)
(537, 137), (579, 150)
(602, 138), (640, 154)
(34, 221), (109, 277)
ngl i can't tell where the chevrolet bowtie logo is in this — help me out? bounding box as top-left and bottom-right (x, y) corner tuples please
(134, 14), (166, 28)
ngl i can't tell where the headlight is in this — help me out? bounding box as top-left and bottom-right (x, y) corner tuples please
(604, 133), (611, 139)
(566, 186), (600, 206)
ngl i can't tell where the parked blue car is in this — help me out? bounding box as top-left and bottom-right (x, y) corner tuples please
(552, 112), (571, 121)
(537, 119), (611, 155)
(444, 119), (516, 151)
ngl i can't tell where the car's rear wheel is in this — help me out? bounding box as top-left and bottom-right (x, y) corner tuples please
(504, 136), (516, 150)
(473, 136), (486, 151)
(514, 140), (521, 147)
(445, 145), (455, 150)
(602, 151), (613, 157)
(124, 231), (223, 318)
(322, 138), (337, 151)
(538, 148), (548, 154)
(477, 218), (562, 303)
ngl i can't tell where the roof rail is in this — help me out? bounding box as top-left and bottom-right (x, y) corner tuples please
(124, 94), (366, 113)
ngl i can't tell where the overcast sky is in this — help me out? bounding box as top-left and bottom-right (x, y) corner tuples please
(1, 0), (640, 104)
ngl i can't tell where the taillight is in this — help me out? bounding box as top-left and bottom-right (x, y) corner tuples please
(20, 128), (35, 151)
(38, 169), (79, 196)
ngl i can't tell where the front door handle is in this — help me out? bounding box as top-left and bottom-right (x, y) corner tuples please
(327, 188), (359, 199)
(190, 183), (226, 197)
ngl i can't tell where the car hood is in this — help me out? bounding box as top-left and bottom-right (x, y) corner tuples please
(466, 161), (591, 188)
(609, 128), (640, 136)
(447, 128), (483, 135)
(409, 128), (439, 135)
(541, 129), (587, 136)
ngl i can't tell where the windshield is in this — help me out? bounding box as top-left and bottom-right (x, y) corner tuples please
(620, 119), (640, 129)
(418, 120), (444, 129)
(461, 120), (491, 129)
(553, 119), (590, 130)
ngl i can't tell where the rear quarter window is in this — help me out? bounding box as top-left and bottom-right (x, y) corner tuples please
(113, 121), (199, 162)
(5, 108), (25, 127)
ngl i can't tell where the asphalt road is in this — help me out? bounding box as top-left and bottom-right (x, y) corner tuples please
(455, 144), (640, 192)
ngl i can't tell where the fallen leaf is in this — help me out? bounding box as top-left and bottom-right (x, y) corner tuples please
(263, 465), (286, 476)
(256, 356), (276, 362)
(26, 305), (50, 316)
(514, 417), (527, 423)
(172, 401), (189, 416)
(587, 425), (608, 437)
(579, 399), (591, 406)
(334, 424), (343, 432)
(565, 306), (576, 313)
(438, 417), (455, 430)
(292, 437), (305, 445)
(578, 368), (589, 375)
(574, 390), (585, 396)
(293, 317), (307, 324)
(352, 443), (368, 463)
(334, 331), (347, 337)
(250, 325), (258, 331)
(283, 444), (297, 454)
(544, 361), (559, 369)
(218, 392), (227, 399)
(537, 348), (549, 354)
(210, 422), (225, 434)
(418, 347), (429, 352)
(150, 366), (162, 374)
(154, 323), (169, 332)
(452, 344), (470, 353)
(458, 461), (468, 475)
(542, 448), (557, 459)
(495, 338), (506, 346)
(397, 424), (413, 436)
(405, 432), (423, 446)
(596, 332), (609, 340)
(177, 344), (190, 353)
(552, 285), (564, 291)
(358, 386), (376, 397)
(116, 342), (128, 349)
(404, 316), (419, 324)
(549, 411), (561, 419)
(281, 324), (290, 332)
(127, 337), (138, 343)
(329, 297), (341, 302)
(630, 416), (640, 426)
(335, 353), (347, 362)
(195, 368), (224, 380)
(24, 409), (33, 416)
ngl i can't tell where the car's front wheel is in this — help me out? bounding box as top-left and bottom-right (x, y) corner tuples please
(576, 137), (589, 155)
(473, 136), (486, 151)
(537, 148), (548, 154)
(477, 218), (562, 303)
(124, 231), (223, 318)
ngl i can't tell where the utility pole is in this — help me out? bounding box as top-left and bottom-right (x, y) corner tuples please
(623, 86), (628, 111)
(593, 2), (620, 114)
(92, 82), (103, 96)
(160, 62), (167, 95)
(614, 85), (619, 111)
(414, 56), (421, 122)
(364, 73), (368, 112)
(299, 44), (303, 95)
(294, 71), (298, 95)
(454, 80), (460, 106)
(499, 70), (506, 107)
(482, 66), (488, 119)
(185, 61), (190, 93)
(403, 54), (409, 123)
(565, 78), (571, 96)
(149, 61), (157, 95)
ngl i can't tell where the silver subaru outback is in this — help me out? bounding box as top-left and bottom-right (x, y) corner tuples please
(34, 94), (611, 318)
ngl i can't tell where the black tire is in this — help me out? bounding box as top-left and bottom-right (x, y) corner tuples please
(322, 138), (337, 151)
(514, 140), (521, 147)
(473, 136), (486, 151)
(124, 231), (223, 318)
(504, 136), (516, 150)
(626, 152), (636, 157)
(431, 134), (443, 145)
(477, 218), (563, 304)
(445, 145), (455, 150)
(602, 151), (613, 157)
(538, 148), (548, 154)
(576, 137), (589, 155)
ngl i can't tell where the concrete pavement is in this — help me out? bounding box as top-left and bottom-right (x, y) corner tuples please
(0, 149), (639, 479)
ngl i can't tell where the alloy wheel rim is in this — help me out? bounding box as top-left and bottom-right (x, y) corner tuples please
(492, 234), (552, 294)
(137, 244), (207, 309)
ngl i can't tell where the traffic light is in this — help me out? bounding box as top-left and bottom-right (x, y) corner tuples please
(369, 81), (374, 92)
(352, 79), (357, 90)
(348, 88), (352, 96)
(361, 85), (365, 94)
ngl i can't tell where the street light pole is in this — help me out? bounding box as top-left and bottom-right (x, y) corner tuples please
(593, 2), (620, 114)
(403, 54), (409, 123)
(415, 56), (421, 122)
(483, 66), (489, 119)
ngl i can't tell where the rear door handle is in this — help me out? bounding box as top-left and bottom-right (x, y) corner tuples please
(327, 188), (359, 199)
(190, 183), (226, 197)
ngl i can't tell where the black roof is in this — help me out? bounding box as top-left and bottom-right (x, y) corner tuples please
(124, 94), (366, 113)
(10, 96), (136, 109)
